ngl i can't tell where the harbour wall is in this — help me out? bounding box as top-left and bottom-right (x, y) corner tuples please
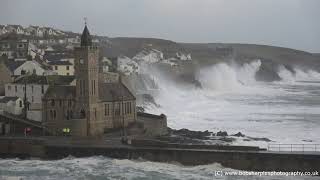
(0, 137), (319, 172)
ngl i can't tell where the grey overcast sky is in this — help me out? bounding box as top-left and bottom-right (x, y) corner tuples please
(0, 0), (319, 52)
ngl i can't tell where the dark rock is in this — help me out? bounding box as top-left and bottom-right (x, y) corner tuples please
(232, 132), (245, 137)
(216, 131), (228, 137)
(302, 139), (313, 142)
(168, 128), (213, 140)
(136, 106), (145, 113)
(245, 136), (272, 142)
(255, 60), (281, 82)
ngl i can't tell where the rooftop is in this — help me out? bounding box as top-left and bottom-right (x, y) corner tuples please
(43, 85), (76, 99)
(0, 96), (20, 103)
(99, 82), (135, 102)
(14, 75), (75, 85)
(48, 61), (72, 66)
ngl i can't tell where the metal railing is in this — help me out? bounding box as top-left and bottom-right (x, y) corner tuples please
(268, 144), (320, 152)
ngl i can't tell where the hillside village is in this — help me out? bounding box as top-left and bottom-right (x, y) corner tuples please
(0, 24), (183, 137)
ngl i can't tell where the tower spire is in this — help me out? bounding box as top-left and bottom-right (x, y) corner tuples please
(84, 17), (87, 26)
(80, 18), (92, 47)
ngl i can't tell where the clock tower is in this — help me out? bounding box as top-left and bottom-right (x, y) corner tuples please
(74, 24), (99, 136)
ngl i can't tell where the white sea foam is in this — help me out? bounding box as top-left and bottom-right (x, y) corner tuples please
(0, 157), (318, 180)
(142, 61), (320, 148)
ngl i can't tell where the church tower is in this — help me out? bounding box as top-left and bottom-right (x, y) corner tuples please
(74, 24), (99, 136)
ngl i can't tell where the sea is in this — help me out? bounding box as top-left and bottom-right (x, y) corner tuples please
(1, 60), (320, 179)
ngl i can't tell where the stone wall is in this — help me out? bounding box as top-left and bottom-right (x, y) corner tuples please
(137, 112), (168, 137)
(0, 61), (13, 96)
(99, 72), (119, 83)
(0, 137), (45, 158)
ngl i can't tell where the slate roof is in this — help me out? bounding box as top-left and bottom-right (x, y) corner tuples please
(0, 96), (20, 103)
(8, 25), (23, 29)
(44, 53), (74, 62)
(48, 61), (72, 66)
(43, 85), (76, 100)
(99, 83), (135, 102)
(14, 75), (75, 85)
(43, 81), (135, 103)
(14, 75), (48, 84)
(47, 75), (75, 85)
(4, 60), (24, 72)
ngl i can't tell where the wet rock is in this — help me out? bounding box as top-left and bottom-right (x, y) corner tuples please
(255, 60), (281, 82)
(302, 139), (313, 142)
(216, 131), (228, 137)
(244, 137), (272, 142)
(136, 106), (145, 113)
(168, 128), (213, 140)
(232, 132), (245, 137)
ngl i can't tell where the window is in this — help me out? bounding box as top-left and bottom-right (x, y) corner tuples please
(41, 85), (44, 94)
(51, 99), (55, 106)
(115, 103), (120, 115)
(93, 80), (95, 95)
(32, 69), (36, 74)
(55, 66), (58, 70)
(104, 104), (110, 116)
(94, 108), (97, 119)
(70, 110), (73, 119)
(21, 70), (26, 75)
(66, 73), (70, 76)
(53, 110), (56, 119)
(15, 86), (17, 92)
(80, 109), (86, 118)
(31, 86), (34, 93)
(91, 80), (94, 95)
(50, 110), (53, 119)
(19, 100), (22, 107)
(79, 59), (84, 64)
(66, 66), (69, 70)
(126, 102), (130, 114)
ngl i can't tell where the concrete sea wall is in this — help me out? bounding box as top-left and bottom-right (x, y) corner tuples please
(0, 137), (319, 172)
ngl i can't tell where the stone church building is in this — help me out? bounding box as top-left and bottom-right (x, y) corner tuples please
(42, 25), (136, 136)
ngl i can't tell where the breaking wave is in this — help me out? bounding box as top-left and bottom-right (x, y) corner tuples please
(278, 65), (320, 82)
(138, 60), (320, 148)
(196, 60), (261, 91)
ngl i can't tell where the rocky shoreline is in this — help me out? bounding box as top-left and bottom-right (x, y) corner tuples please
(156, 128), (272, 145)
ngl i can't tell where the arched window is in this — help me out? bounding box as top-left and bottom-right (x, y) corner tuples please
(51, 99), (55, 106)
(80, 109), (86, 118)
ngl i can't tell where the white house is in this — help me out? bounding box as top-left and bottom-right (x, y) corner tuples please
(0, 36), (38, 61)
(14, 60), (54, 76)
(4, 75), (75, 121)
(28, 26), (44, 37)
(133, 49), (164, 63)
(0, 25), (8, 35)
(0, 96), (24, 115)
(6, 25), (25, 35)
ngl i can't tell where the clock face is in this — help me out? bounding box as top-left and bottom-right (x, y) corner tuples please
(79, 59), (84, 64)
